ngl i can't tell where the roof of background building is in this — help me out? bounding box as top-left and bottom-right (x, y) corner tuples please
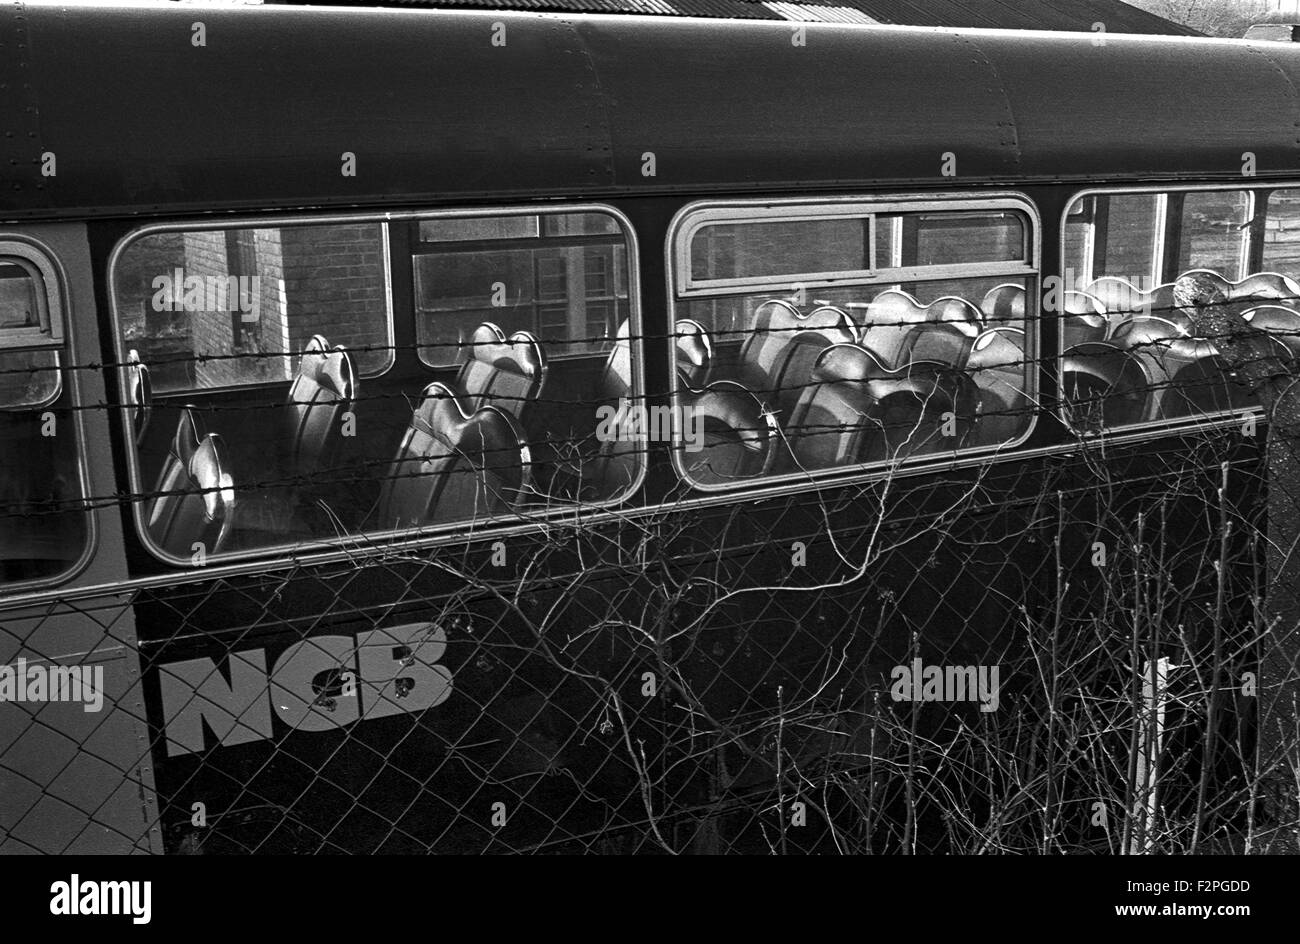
(263, 0), (1202, 34)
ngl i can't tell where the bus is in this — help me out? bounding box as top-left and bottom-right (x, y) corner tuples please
(2, 1), (1298, 853)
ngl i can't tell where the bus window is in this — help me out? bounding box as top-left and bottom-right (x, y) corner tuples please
(671, 199), (1038, 490)
(1177, 191), (1249, 277)
(414, 213), (628, 364)
(1262, 189), (1300, 280)
(0, 243), (88, 585)
(1062, 189), (1262, 436)
(111, 210), (641, 565)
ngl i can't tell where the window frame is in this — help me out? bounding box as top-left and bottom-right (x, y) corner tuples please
(108, 205), (646, 569)
(1059, 183), (1269, 443)
(0, 233), (95, 594)
(0, 241), (66, 410)
(411, 215), (633, 369)
(109, 218), (397, 396)
(676, 200), (1035, 299)
(667, 193), (1042, 495)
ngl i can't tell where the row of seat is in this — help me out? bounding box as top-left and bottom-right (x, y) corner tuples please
(1060, 269), (1300, 428)
(133, 265), (1300, 557)
(697, 294), (1031, 470)
(138, 333), (358, 558)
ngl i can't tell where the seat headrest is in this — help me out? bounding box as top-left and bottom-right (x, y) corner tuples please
(189, 433), (235, 524)
(603, 320), (633, 399)
(1112, 315), (1187, 349)
(1063, 291), (1106, 318)
(299, 334), (356, 399)
(126, 348), (152, 443)
(466, 322), (546, 380)
(752, 299), (859, 343)
(674, 319), (712, 382)
(1087, 277), (1175, 316)
(981, 284), (1026, 324)
(173, 407), (204, 466)
(1231, 271), (1300, 304)
(812, 343), (894, 384)
(865, 290), (982, 333)
(409, 381), (529, 505)
(681, 380), (777, 453)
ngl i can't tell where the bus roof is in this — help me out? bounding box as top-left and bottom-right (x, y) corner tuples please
(3, 3), (1299, 218)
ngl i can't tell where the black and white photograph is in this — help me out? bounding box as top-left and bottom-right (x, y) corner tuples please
(0, 0), (1296, 911)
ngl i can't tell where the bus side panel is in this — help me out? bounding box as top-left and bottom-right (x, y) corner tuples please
(0, 223), (161, 853)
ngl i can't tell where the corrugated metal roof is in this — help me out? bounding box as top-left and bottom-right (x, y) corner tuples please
(279, 0), (1202, 34)
(763, 2), (877, 25)
(845, 0), (1200, 34)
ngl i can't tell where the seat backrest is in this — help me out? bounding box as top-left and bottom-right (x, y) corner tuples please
(966, 327), (1028, 446)
(676, 375), (779, 485)
(900, 322), (974, 370)
(125, 349), (152, 446)
(284, 334), (356, 482)
(147, 408), (234, 558)
(737, 300), (858, 412)
(1061, 291), (1110, 347)
(377, 382), (529, 529)
(1163, 343), (1252, 417)
(600, 320), (634, 401)
(1243, 304), (1300, 357)
(1060, 341), (1148, 432)
(861, 290), (981, 369)
(981, 284), (1026, 326)
(674, 319), (712, 388)
(785, 343), (975, 469)
(457, 322), (546, 418)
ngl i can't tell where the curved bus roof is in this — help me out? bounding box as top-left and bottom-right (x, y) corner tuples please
(3, 2), (1300, 217)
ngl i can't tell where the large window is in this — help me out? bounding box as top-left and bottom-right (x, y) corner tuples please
(111, 210), (641, 565)
(1060, 188), (1296, 435)
(0, 241), (89, 585)
(669, 198), (1038, 489)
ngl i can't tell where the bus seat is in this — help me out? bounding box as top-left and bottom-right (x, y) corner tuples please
(457, 322), (547, 419)
(737, 300), (857, 418)
(284, 334), (356, 485)
(1243, 304), (1300, 357)
(376, 382), (529, 529)
(861, 290), (981, 370)
(1060, 341), (1147, 432)
(899, 322), (973, 370)
(1163, 342), (1252, 417)
(981, 284), (1026, 325)
(1060, 291), (1109, 347)
(147, 407), (234, 558)
(785, 343), (974, 470)
(677, 374), (778, 485)
(125, 348), (152, 446)
(1110, 315), (1191, 421)
(966, 327), (1028, 446)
